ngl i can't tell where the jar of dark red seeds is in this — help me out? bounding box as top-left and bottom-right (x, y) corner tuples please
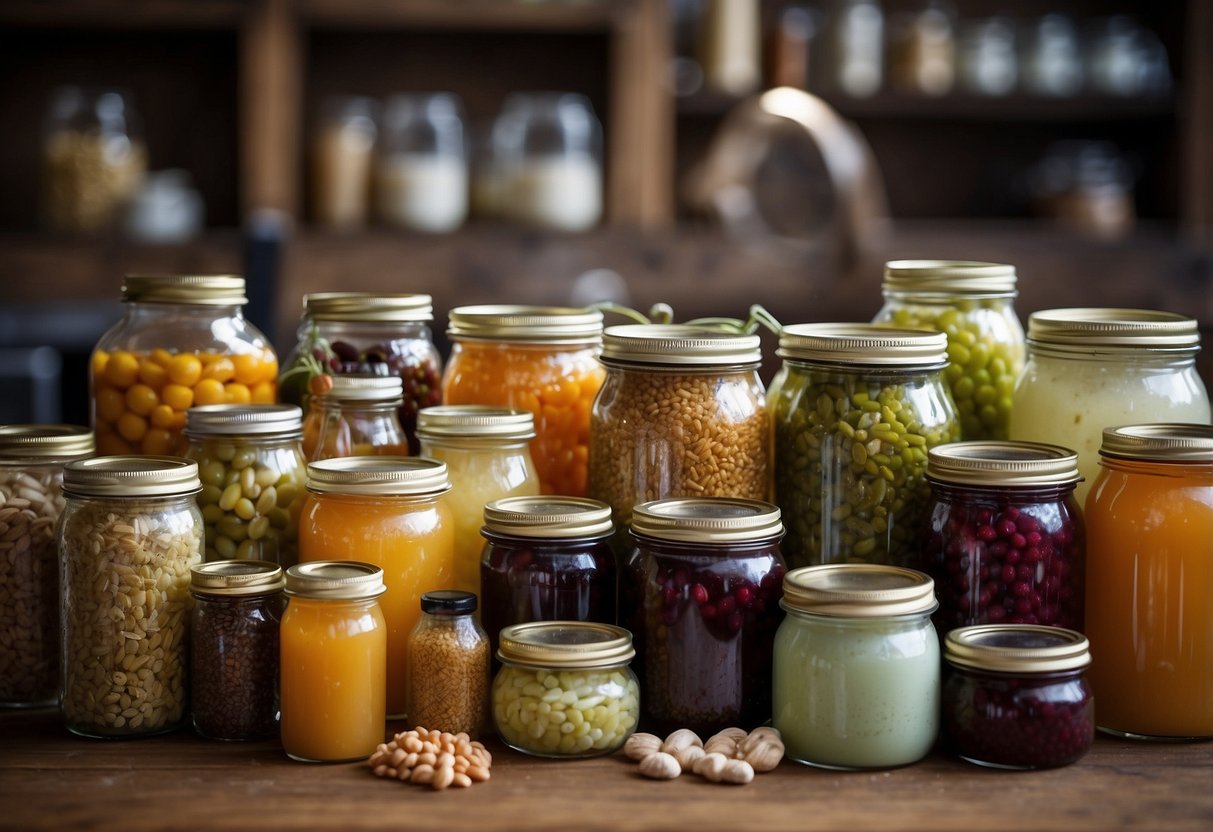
(621, 497), (786, 736)
(925, 441), (1085, 633)
(943, 624), (1093, 769)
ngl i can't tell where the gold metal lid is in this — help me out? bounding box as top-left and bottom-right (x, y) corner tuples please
(416, 405), (536, 443)
(191, 560), (285, 597)
(882, 260), (1017, 294)
(1098, 423), (1213, 462)
(284, 561), (386, 601)
(185, 404), (303, 438)
(781, 564), (937, 618)
(323, 375), (404, 403)
(63, 456), (201, 498)
(1027, 308), (1200, 354)
(629, 498), (783, 544)
(122, 275), (247, 305)
(306, 456), (451, 497)
(0, 424), (94, 460)
(945, 625), (1090, 673)
(447, 305), (603, 345)
(778, 323), (949, 367)
(482, 496), (613, 539)
(600, 324), (762, 367)
(927, 441), (1081, 487)
(303, 292), (433, 323)
(497, 621), (634, 669)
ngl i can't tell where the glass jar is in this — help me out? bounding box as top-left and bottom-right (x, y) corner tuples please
(1010, 308), (1210, 506)
(417, 406), (540, 598)
(621, 497), (786, 736)
(1085, 424), (1213, 740)
(90, 275), (279, 457)
(184, 404), (307, 566)
(873, 260), (1025, 441)
(190, 560), (285, 741)
(405, 590), (490, 737)
(307, 375), (409, 460)
(376, 93), (468, 233)
(298, 456), (454, 718)
(443, 305), (605, 496)
(589, 325), (770, 531)
(280, 562), (386, 762)
(0, 425), (94, 707)
(771, 324), (960, 571)
(943, 624), (1093, 769)
(492, 621), (639, 757)
(959, 18), (1018, 96)
(480, 496), (616, 660)
(279, 292), (443, 452)
(310, 96), (377, 229)
(773, 564), (940, 769)
(59, 456), (202, 738)
(925, 441), (1085, 633)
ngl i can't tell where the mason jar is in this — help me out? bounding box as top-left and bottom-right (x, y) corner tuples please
(306, 375), (408, 461)
(405, 590), (490, 737)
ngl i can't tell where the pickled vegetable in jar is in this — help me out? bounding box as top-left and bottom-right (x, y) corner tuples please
(306, 375), (409, 460)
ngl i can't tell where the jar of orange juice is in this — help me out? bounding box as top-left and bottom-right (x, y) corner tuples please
(306, 375), (408, 460)
(1085, 424), (1213, 740)
(298, 456), (454, 718)
(90, 275), (278, 457)
(280, 561), (386, 762)
(442, 305), (604, 496)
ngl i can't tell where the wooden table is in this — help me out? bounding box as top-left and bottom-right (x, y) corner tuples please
(2, 710), (1211, 831)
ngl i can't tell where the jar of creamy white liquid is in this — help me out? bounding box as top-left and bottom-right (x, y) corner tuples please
(375, 93), (468, 233)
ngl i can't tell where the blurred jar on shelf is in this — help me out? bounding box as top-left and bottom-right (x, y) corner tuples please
(1086, 17), (1172, 99)
(376, 93), (468, 233)
(958, 18), (1018, 96)
(124, 169), (205, 243)
(1029, 142), (1135, 239)
(310, 96), (377, 230)
(1022, 15), (1083, 97)
(700, 0), (762, 96)
(888, 2), (956, 97)
(829, 0), (884, 98)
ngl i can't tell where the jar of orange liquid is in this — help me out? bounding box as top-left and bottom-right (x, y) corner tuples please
(1085, 424), (1213, 739)
(306, 375), (409, 460)
(442, 305), (604, 496)
(298, 456), (454, 718)
(280, 561), (386, 762)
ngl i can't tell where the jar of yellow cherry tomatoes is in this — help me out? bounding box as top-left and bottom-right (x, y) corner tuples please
(90, 275), (278, 457)
(442, 305), (604, 497)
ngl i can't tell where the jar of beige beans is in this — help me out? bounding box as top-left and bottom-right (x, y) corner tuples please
(60, 456), (202, 737)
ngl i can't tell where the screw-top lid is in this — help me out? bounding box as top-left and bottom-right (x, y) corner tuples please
(321, 375), (404, 403)
(185, 404), (303, 438)
(945, 625), (1090, 674)
(882, 260), (1018, 295)
(416, 405), (536, 443)
(629, 498), (783, 544)
(778, 323), (949, 367)
(1027, 308), (1200, 354)
(191, 560), (285, 597)
(306, 456), (451, 497)
(482, 496), (613, 539)
(928, 441), (1081, 487)
(63, 456), (201, 498)
(420, 589), (478, 615)
(285, 561), (386, 600)
(781, 564), (937, 618)
(448, 305), (603, 345)
(600, 324), (762, 367)
(497, 621), (634, 669)
(1098, 423), (1213, 462)
(122, 275), (247, 305)
(0, 424), (94, 460)
(304, 292), (433, 323)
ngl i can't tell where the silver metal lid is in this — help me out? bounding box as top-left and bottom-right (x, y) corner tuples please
(303, 292), (433, 323)
(184, 404), (303, 437)
(322, 375), (404, 403)
(629, 498), (783, 543)
(778, 323), (949, 367)
(600, 324), (762, 367)
(497, 621), (634, 669)
(306, 456), (451, 497)
(883, 260), (1018, 294)
(416, 405), (536, 443)
(191, 560), (285, 597)
(0, 424), (94, 460)
(285, 561), (386, 601)
(1098, 423), (1213, 462)
(945, 625), (1090, 673)
(122, 275), (247, 305)
(63, 456), (201, 498)
(1027, 308), (1200, 354)
(927, 441), (1081, 487)
(447, 305), (603, 344)
(482, 496), (613, 539)
(781, 564), (937, 618)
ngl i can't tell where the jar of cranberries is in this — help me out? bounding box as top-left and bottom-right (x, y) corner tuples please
(621, 497), (786, 737)
(943, 624), (1093, 769)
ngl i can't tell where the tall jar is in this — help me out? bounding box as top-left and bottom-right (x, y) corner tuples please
(872, 260), (1025, 441)
(925, 441), (1085, 633)
(1085, 424), (1213, 740)
(59, 456), (202, 738)
(621, 497), (786, 736)
(1010, 308), (1210, 506)
(773, 564), (940, 769)
(298, 456), (454, 719)
(589, 325), (770, 531)
(417, 405), (540, 598)
(90, 275), (279, 457)
(0, 425), (94, 707)
(184, 404), (308, 566)
(376, 93), (468, 233)
(307, 375), (409, 460)
(771, 324), (960, 570)
(309, 96), (377, 230)
(443, 305), (605, 496)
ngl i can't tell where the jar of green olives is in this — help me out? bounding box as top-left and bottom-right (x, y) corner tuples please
(872, 261), (1024, 441)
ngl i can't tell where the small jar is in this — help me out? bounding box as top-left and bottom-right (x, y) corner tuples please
(771, 324), (960, 571)
(873, 260), (1025, 441)
(443, 305), (605, 496)
(299, 456), (454, 719)
(280, 562), (387, 762)
(0, 425), (94, 707)
(1011, 308), (1210, 507)
(310, 96), (377, 229)
(405, 590), (490, 737)
(492, 621), (639, 757)
(589, 325), (770, 530)
(60, 456), (203, 738)
(773, 564), (940, 769)
(307, 375), (409, 460)
(925, 441), (1085, 632)
(1085, 424), (1213, 740)
(417, 406), (540, 598)
(91, 275), (279, 457)
(943, 624), (1093, 769)
(376, 93), (468, 233)
(621, 498), (786, 736)
(190, 560), (285, 741)
(184, 404), (308, 566)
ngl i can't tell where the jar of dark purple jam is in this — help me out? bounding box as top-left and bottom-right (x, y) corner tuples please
(925, 441), (1085, 632)
(943, 624), (1093, 769)
(621, 497), (786, 737)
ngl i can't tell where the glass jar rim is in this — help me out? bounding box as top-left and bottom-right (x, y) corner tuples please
(629, 497), (783, 544)
(122, 274), (247, 306)
(927, 441), (1080, 487)
(184, 404), (303, 438)
(285, 561), (386, 600)
(1027, 307), (1200, 354)
(945, 624), (1090, 673)
(778, 323), (949, 367)
(63, 455), (201, 498)
(303, 292), (433, 323)
(306, 456), (451, 497)
(482, 496), (613, 539)
(882, 259), (1017, 294)
(497, 621), (633, 669)
(1098, 423), (1213, 462)
(191, 559), (285, 597)
(781, 564), (937, 617)
(0, 424), (94, 460)
(448, 305), (603, 345)
(600, 324), (762, 367)
(416, 405), (535, 442)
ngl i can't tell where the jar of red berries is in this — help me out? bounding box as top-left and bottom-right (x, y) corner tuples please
(924, 441), (1085, 633)
(621, 497), (786, 737)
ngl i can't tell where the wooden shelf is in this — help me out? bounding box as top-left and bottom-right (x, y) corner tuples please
(298, 0), (631, 31)
(0, 0), (248, 28)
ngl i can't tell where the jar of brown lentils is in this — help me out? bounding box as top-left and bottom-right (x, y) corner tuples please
(405, 590), (490, 736)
